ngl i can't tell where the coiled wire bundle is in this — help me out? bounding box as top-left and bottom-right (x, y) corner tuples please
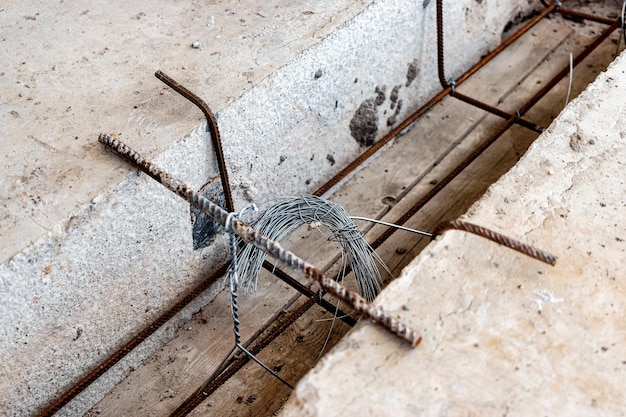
(237, 195), (389, 301)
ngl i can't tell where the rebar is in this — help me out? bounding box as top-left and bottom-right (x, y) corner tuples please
(433, 220), (557, 265)
(155, 70), (235, 212)
(450, 92), (544, 133)
(98, 134), (421, 347)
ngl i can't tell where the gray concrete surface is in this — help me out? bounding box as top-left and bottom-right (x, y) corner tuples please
(280, 50), (626, 417)
(1, 1), (540, 415)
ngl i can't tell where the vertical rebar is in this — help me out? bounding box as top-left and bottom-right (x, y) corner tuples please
(155, 70), (235, 213)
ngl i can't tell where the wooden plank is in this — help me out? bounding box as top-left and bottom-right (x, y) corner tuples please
(185, 303), (350, 417)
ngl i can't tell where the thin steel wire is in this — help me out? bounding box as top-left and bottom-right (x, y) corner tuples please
(565, 52), (574, 106)
(237, 195), (387, 301)
(222, 217), (294, 388)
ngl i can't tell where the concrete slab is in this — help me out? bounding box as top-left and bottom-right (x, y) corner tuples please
(0, 0), (377, 263)
(0, 0), (544, 415)
(280, 51), (626, 416)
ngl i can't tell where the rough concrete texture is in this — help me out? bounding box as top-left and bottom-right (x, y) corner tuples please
(280, 51), (626, 417)
(1, 0), (539, 415)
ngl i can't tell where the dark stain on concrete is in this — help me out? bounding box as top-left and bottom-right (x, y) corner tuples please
(406, 58), (419, 87)
(349, 98), (378, 147)
(387, 99), (403, 126)
(326, 154), (336, 166)
(374, 85), (386, 105)
(191, 178), (225, 250)
(389, 84), (401, 110)
(350, 85), (387, 147)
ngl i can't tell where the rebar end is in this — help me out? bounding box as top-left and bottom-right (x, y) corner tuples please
(412, 335), (422, 348)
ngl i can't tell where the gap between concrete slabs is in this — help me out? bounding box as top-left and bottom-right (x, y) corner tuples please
(280, 50), (626, 417)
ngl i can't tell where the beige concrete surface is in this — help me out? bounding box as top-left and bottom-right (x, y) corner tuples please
(281, 51), (626, 417)
(0, 0), (374, 263)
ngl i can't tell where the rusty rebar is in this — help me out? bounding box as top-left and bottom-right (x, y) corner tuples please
(557, 8), (617, 25)
(436, 0), (449, 89)
(540, 0), (617, 26)
(155, 70), (235, 213)
(433, 220), (557, 266)
(267, 262), (357, 327)
(98, 133), (421, 347)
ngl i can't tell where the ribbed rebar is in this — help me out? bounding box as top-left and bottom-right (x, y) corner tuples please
(155, 70), (235, 213)
(433, 220), (557, 266)
(436, 0), (448, 88)
(98, 134), (421, 347)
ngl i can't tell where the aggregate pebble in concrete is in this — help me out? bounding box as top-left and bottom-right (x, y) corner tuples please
(280, 51), (626, 417)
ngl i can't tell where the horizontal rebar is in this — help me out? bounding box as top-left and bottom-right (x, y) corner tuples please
(98, 133), (421, 348)
(266, 261), (358, 327)
(451, 92), (544, 133)
(433, 220), (557, 266)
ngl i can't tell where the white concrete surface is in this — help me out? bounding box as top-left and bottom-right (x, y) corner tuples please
(280, 50), (626, 417)
(0, 1), (540, 415)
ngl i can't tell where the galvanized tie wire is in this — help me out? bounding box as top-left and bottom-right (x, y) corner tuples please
(98, 133), (422, 347)
(223, 211), (295, 388)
